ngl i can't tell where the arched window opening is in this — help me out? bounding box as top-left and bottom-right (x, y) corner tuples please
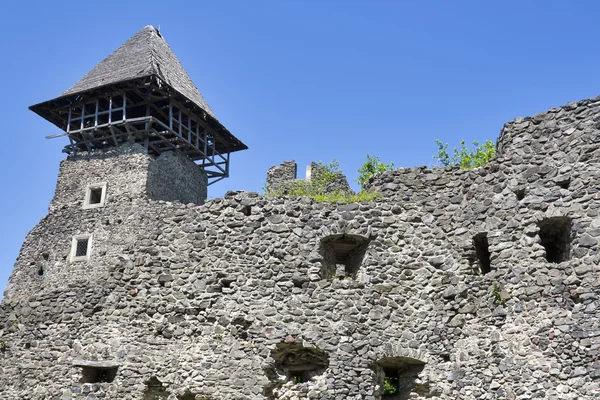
(319, 234), (370, 280)
(269, 342), (329, 385)
(538, 217), (571, 263)
(74, 360), (119, 384)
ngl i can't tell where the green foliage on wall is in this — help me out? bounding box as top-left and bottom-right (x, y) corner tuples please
(356, 154), (395, 188)
(267, 160), (380, 203)
(383, 376), (398, 395)
(434, 139), (496, 170)
(492, 281), (506, 306)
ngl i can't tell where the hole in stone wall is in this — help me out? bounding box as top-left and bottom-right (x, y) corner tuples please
(241, 205), (251, 216)
(373, 357), (426, 400)
(292, 278), (307, 289)
(143, 376), (169, 400)
(473, 233), (491, 275)
(538, 217), (571, 263)
(265, 342), (329, 394)
(37, 266), (45, 276)
(319, 234), (370, 280)
(514, 187), (526, 200)
(569, 291), (580, 304)
(42, 252), (49, 261)
(556, 177), (570, 190)
(179, 390), (198, 400)
(220, 278), (234, 288)
(79, 365), (118, 383)
(232, 316), (252, 338)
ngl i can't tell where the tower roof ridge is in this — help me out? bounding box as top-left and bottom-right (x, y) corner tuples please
(60, 25), (215, 118)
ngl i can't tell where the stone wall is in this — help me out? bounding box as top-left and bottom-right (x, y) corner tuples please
(148, 151), (208, 205)
(49, 144), (152, 213)
(1, 96), (599, 400)
(48, 144), (207, 217)
(266, 160), (297, 194)
(266, 160), (354, 195)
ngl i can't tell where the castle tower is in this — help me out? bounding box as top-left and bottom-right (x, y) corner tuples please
(30, 25), (247, 194)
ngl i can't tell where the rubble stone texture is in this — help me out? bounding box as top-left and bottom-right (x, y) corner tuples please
(1, 96), (600, 399)
(266, 161), (354, 195)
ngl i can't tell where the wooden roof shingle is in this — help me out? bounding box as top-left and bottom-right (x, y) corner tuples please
(61, 25), (215, 118)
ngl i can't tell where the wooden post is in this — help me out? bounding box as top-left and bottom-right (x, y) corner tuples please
(94, 100), (99, 128)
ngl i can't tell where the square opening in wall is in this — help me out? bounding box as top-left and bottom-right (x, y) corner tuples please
(383, 368), (400, 397)
(375, 357), (426, 399)
(538, 217), (571, 263)
(319, 234), (370, 280)
(473, 232), (491, 275)
(74, 360), (119, 384)
(80, 366), (118, 383)
(89, 187), (103, 204)
(83, 182), (107, 209)
(71, 235), (92, 262)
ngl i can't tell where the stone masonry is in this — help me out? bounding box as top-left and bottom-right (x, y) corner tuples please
(1, 95), (600, 399)
(266, 161), (354, 195)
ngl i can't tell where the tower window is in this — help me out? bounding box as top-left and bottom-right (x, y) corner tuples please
(83, 182), (107, 209)
(71, 235), (92, 262)
(473, 233), (491, 275)
(538, 217), (571, 263)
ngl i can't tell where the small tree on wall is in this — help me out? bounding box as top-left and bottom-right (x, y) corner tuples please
(434, 139), (496, 170)
(356, 154), (395, 188)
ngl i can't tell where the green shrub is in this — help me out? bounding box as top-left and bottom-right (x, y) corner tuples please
(383, 376), (398, 395)
(356, 154), (394, 188)
(492, 281), (506, 306)
(434, 139), (496, 170)
(267, 160), (380, 203)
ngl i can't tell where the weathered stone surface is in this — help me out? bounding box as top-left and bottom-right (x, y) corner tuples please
(266, 160), (354, 195)
(1, 95), (600, 399)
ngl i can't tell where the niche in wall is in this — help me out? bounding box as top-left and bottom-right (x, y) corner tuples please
(73, 360), (119, 384)
(319, 234), (370, 280)
(538, 217), (571, 263)
(143, 376), (169, 400)
(473, 232), (491, 275)
(270, 342), (329, 384)
(373, 357), (426, 400)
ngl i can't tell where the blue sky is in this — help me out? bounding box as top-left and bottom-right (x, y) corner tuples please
(2, 0), (600, 295)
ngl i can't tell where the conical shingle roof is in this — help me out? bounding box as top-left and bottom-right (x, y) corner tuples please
(61, 25), (215, 118)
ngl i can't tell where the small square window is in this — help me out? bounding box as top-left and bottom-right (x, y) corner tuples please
(83, 183), (107, 209)
(71, 235), (92, 262)
(89, 188), (102, 204)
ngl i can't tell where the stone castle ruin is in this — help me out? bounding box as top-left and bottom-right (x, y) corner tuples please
(0, 25), (599, 399)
